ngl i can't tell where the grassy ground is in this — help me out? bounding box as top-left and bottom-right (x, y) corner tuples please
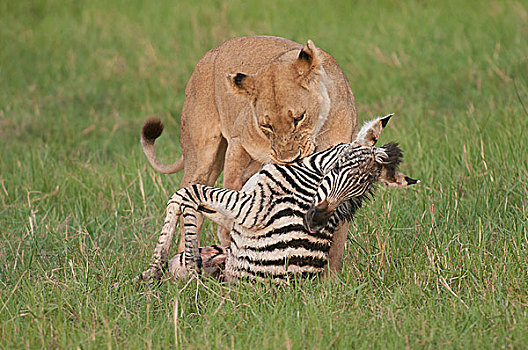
(1, 0), (527, 348)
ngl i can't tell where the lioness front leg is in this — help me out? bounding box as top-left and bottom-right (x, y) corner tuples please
(218, 139), (253, 246)
(325, 222), (349, 279)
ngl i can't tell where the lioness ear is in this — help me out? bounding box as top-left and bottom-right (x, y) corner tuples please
(294, 40), (321, 81)
(227, 72), (256, 97)
(379, 169), (420, 188)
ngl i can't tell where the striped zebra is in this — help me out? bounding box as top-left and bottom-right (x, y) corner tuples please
(138, 114), (418, 283)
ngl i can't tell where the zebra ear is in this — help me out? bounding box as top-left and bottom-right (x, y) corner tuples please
(356, 114), (393, 146)
(379, 169), (420, 188)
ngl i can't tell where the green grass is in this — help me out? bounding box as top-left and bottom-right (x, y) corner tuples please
(1, 0), (528, 348)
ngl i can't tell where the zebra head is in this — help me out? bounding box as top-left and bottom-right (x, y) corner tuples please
(304, 114), (419, 233)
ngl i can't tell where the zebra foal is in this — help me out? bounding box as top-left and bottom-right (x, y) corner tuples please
(138, 114), (418, 283)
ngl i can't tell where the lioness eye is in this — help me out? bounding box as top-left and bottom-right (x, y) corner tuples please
(261, 124), (274, 132)
(294, 112), (306, 128)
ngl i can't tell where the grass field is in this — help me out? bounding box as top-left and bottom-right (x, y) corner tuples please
(1, 0), (528, 348)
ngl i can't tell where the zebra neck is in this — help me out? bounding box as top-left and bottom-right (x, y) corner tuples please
(300, 143), (351, 175)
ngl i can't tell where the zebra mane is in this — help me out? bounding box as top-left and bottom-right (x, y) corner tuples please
(378, 142), (403, 178)
(333, 184), (376, 224)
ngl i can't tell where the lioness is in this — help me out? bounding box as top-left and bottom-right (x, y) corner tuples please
(141, 36), (357, 273)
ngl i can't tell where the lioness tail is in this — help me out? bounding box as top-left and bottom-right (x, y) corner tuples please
(140, 118), (184, 174)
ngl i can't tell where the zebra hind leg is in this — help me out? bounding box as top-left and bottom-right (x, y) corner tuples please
(137, 193), (183, 283)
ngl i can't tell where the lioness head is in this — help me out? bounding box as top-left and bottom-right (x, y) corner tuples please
(227, 40), (330, 164)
